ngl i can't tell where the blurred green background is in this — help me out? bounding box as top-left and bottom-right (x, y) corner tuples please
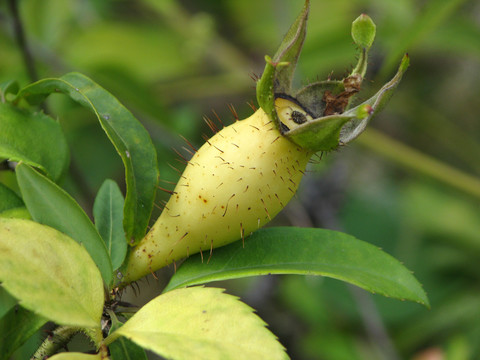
(1, 0), (479, 359)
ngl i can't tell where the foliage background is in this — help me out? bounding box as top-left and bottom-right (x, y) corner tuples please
(1, 0), (479, 359)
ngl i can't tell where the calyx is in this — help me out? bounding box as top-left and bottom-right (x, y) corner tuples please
(256, 1), (409, 152)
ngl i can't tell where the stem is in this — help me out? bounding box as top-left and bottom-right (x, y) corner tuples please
(355, 128), (480, 199)
(351, 47), (368, 78)
(285, 168), (402, 360)
(142, 0), (251, 74)
(7, 0), (38, 82)
(348, 285), (401, 360)
(393, 95), (480, 174)
(31, 326), (80, 360)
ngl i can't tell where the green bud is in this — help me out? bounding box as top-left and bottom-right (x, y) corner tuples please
(356, 104), (374, 120)
(351, 14), (376, 50)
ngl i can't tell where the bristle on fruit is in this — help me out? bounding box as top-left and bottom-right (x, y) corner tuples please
(123, 105), (312, 283)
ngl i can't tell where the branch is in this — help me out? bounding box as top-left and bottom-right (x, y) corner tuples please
(7, 0), (38, 82)
(356, 128), (480, 199)
(31, 326), (80, 360)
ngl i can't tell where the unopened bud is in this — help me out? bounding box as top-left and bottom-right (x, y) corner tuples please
(352, 14), (376, 50)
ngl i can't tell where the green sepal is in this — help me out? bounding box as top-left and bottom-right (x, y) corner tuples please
(287, 113), (355, 151)
(256, 0), (309, 130)
(256, 4), (407, 152)
(285, 54), (410, 151)
(339, 54), (410, 144)
(294, 80), (345, 118)
(256, 56), (288, 131)
(271, 0), (310, 93)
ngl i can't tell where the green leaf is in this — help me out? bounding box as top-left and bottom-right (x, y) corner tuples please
(16, 163), (113, 285)
(164, 227), (429, 307)
(0, 182), (23, 213)
(0, 287), (16, 318)
(109, 337), (148, 360)
(0, 102), (69, 181)
(0, 218), (104, 328)
(0, 80), (19, 102)
(107, 308), (148, 360)
(93, 179), (127, 270)
(0, 306), (47, 360)
(16, 72), (158, 244)
(105, 287), (288, 360)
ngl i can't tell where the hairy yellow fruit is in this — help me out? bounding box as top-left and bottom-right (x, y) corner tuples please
(120, 5), (409, 285)
(123, 105), (312, 283)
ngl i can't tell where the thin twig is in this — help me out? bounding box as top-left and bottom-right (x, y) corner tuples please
(7, 0), (38, 82)
(356, 128), (480, 199)
(31, 326), (80, 360)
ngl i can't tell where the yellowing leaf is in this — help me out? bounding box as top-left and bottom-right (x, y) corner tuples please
(106, 287), (288, 360)
(0, 218), (104, 328)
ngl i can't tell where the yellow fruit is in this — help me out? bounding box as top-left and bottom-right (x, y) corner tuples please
(122, 101), (312, 283)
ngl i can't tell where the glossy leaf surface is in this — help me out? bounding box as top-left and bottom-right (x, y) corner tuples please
(109, 336), (148, 360)
(93, 179), (127, 271)
(0, 306), (46, 360)
(0, 218), (104, 328)
(0, 103), (68, 181)
(17, 72), (158, 244)
(165, 227), (429, 307)
(106, 287), (288, 360)
(16, 163), (113, 285)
